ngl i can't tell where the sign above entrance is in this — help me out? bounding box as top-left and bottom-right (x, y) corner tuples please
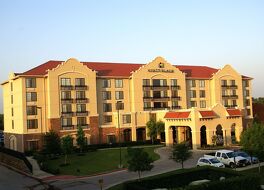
(148, 68), (174, 73)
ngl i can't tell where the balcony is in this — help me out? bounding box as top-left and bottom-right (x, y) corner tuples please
(75, 85), (88, 90)
(171, 96), (181, 100)
(170, 85), (181, 90)
(143, 107), (170, 111)
(60, 85), (74, 90)
(76, 111), (89, 116)
(76, 98), (89, 103)
(152, 85), (169, 90)
(61, 125), (75, 130)
(152, 96), (170, 101)
(61, 98), (74, 103)
(222, 95), (238, 99)
(76, 124), (89, 129)
(61, 111), (74, 117)
(225, 105), (238, 108)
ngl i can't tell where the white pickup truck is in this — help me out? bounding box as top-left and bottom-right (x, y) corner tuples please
(204, 150), (247, 168)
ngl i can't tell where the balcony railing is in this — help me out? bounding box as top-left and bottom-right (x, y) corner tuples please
(221, 85), (238, 89)
(143, 107), (170, 111)
(143, 97), (170, 101)
(61, 98), (74, 103)
(76, 111), (89, 116)
(142, 85), (169, 90)
(76, 98), (89, 103)
(172, 106), (181, 109)
(60, 85), (74, 90)
(61, 125), (74, 130)
(75, 85), (88, 90)
(61, 111), (74, 117)
(170, 85), (181, 90)
(76, 124), (89, 129)
(171, 96), (181, 100)
(222, 95), (238, 99)
(224, 105), (238, 108)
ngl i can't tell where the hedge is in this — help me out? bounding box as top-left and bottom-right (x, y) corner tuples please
(121, 167), (260, 190)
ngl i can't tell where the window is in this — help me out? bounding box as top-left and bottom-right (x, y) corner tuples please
(102, 79), (111, 88)
(200, 100), (206, 108)
(143, 79), (150, 86)
(171, 79), (178, 86)
(11, 95), (13, 104)
(27, 140), (38, 151)
(76, 104), (86, 112)
(11, 108), (14, 116)
(153, 79), (167, 86)
(199, 90), (205, 98)
(143, 91), (151, 98)
(103, 103), (112, 112)
(27, 106), (37, 115)
(60, 78), (71, 86)
(12, 120), (14, 129)
(188, 80), (196, 87)
(221, 80), (227, 86)
(115, 79), (123, 88)
(26, 78), (36, 88)
(171, 90), (179, 97)
(199, 80), (205, 88)
(102, 91), (111, 100)
(27, 119), (38, 129)
(232, 100), (237, 106)
(61, 104), (72, 113)
(122, 114), (131, 124)
(243, 80), (249, 87)
(144, 102), (151, 109)
(153, 90), (167, 98)
(62, 118), (72, 126)
(245, 99), (250, 106)
(172, 101), (179, 108)
(26, 92), (37, 102)
(222, 99), (228, 107)
(107, 135), (115, 143)
(115, 91), (124, 100)
(61, 91), (71, 99)
(75, 78), (85, 86)
(246, 109), (251, 116)
(230, 80), (236, 86)
(245, 90), (250, 97)
(230, 90), (236, 96)
(77, 117), (87, 126)
(116, 102), (124, 110)
(104, 115), (112, 123)
(10, 82), (13, 91)
(190, 101), (197, 107)
(76, 91), (86, 99)
(189, 90), (196, 98)
(222, 89), (228, 96)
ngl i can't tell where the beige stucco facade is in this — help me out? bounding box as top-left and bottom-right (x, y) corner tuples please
(1, 57), (253, 152)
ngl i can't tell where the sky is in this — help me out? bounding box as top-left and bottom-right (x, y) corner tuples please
(0, 0), (264, 113)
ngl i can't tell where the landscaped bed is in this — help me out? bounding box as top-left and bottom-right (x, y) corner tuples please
(37, 146), (160, 176)
(107, 166), (261, 190)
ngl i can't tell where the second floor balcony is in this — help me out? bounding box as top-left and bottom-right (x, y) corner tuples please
(76, 111), (89, 116)
(61, 111), (74, 117)
(221, 85), (238, 89)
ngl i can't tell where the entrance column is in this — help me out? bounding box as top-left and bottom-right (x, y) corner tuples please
(131, 126), (137, 141)
(235, 126), (243, 142)
(165, 125), (173, 146)
(191, 130), (200, 150)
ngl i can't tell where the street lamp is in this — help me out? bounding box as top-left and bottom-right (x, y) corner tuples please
(116, 101), (122, 168)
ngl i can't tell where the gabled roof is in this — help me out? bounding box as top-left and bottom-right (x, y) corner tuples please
(19, 60), (220, 78)
(164, 111), (191, 119)
(226, 109), (241, 117)
(199, 110), (217, 118)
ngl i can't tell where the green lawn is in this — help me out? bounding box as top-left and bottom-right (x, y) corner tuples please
(240, 166), (264, 184)
(43, 146), (160, 176)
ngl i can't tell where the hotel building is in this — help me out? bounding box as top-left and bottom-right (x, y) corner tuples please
(1, 57), (253, 152)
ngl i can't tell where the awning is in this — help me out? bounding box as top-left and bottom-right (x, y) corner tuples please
(199, 110), (217, 118)
(226, 109), (241, 117)
(164, 111), (191, 119)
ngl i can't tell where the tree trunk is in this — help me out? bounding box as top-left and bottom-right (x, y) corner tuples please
(151, 136), (154, 144)
(181, 160), (184, 169)
(258, 161), (261, 173)
(64, 154), (67, 165)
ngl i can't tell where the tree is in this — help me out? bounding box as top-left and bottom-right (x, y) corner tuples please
(43, 131), (61, 156)
(76, 126), (86, 153)
(156, 120), (165, 140)
(172, 142), (192, 169)
(240, 122), (264, 173)
(127, 147), (154, 180)
(146, 119), (157, 144)
(61, 135), (73, 165)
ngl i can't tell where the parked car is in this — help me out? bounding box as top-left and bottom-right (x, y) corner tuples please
(197, 157), (225, 168)
(204, 150), (247, 168)
(234, 151), (258, 164)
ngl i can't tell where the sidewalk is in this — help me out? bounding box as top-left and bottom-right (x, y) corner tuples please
(27, 156), (54, 179)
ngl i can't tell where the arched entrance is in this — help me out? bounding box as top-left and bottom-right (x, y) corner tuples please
(170, 126), (178, 144)
(231, 123), (236, 144)
(216, 125), (224, 146)
(9, 135), (17, 151)
(136, 128), (146, 141)
(184, 126), (192, 148)
(123, 129), (131, 142)
(200, 125), (207, 147)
